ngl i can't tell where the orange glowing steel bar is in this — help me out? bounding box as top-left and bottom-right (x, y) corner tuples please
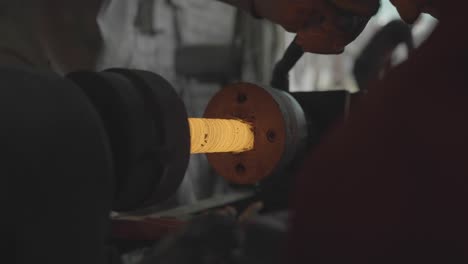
(189, 118), (254, 154)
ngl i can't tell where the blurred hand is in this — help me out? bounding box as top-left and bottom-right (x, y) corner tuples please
(239, 201), (264, 223)
(293, 0), (376, 54)
(291, 0), (439, 53)
(254, 0), (317, 32)
(390, 0), (439, 24)
(215, 201), (264, 223)
(329, 0), (380, 17)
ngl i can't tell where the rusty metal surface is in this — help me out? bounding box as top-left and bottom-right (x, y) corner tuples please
(205, 83), (287, 184)
(204, 82), (307, 184)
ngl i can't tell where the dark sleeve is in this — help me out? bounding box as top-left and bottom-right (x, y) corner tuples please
(0, 67), (115, 264)
(289, 15), (468, 263)
(217, 0), (255, 15)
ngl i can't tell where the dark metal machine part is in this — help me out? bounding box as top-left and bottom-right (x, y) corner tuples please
(68, 69), (190, 212)
(263, 86), (309, 176)
(67, 65), (347, 214)
(1, 66), (114, 264)
(196, 75), (350, 212)
(110, 70), (190, 208)
(291, 91), (349, 147)
(215, 35), (349, 209)
(204, 82), (308, 185)
(271, 40), (304, 92)
(258, 90), (349, 211)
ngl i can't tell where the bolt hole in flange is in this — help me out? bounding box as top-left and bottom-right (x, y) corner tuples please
(236, 163), (246, 174)
(267, 129), (276, 143)
(237, 93), (247, 104)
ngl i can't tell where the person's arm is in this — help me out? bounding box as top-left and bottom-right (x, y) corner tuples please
(390, 0), (440, 24)
(218, 0), (258, 16)
(218, 0), (314, 32)
(219, 0), (375, 54)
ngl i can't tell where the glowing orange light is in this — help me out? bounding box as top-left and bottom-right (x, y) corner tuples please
(189, 118), (254, 154)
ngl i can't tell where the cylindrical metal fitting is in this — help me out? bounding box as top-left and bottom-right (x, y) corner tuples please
(204, 82), (308, 184)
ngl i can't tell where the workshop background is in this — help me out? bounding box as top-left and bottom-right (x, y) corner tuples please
(96, 0), (437, 209)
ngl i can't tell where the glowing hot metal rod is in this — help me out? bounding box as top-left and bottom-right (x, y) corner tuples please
(188, 118), (254, 154)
